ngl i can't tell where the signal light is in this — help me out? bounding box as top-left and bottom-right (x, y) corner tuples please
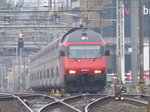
(18, 33), (24, 48)
(18, 33), (23, 40)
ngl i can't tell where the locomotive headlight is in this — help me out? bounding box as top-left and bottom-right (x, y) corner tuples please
(68, 70), (76, 74)
(115, 97), (119, 100)
(121, 97), (124, 100)
(94, 70), (102, 74)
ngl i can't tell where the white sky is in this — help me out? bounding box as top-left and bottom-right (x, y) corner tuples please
(8, 0), (71, 7)
(10, 0), (69, 3)
(9, 0), (70, 5)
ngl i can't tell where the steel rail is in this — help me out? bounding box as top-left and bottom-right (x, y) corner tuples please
(124, 97), (148, 105)
(62, 94), (107, 102)
(85, 95), (113, 112)
(0, 93), (33, 112)
(38, 100), (82, 112)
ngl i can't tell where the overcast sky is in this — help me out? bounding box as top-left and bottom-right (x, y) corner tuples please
(10, 0), (69, 3)
(9, 0), (70, 5)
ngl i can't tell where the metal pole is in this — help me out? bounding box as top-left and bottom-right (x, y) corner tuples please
(116, 0), (119, 85)
(149, 40), (150, 79)
(85, 0), (89, 28)
(100, 0), (103, 35)
(18, 49), (21, 91)
(6, 67), (9, 90)
(23, 56), (25, 90)
(13, 57), (16, 92)
(3, 65), (6, 91)
(116, 0), (124, 85)
(38, 0), (40, 41)
(0, 65), (3, 91)
(131, 0), (139, 88)
(139, 0), (144, 94)
(1, 65), (4, 91)
(120, 1), (125, 84)
(54, 0), (55, 11)
(20, 49), (23, 91)
(14, 46), (18, 92)
(148, 0), (150, 83)
(67, 0), (69, 9)
(149, 40), (150, 80)
(49, 0), (52, 9)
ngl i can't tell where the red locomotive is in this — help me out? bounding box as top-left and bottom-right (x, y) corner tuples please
(30, 28), (109, 92)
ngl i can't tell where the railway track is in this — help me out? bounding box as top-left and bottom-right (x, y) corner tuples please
(33, 93), (106, 112)
(17, 93), (57, 112)
(123, 94), (150, 102)
(39, 101), (82, 112)
(85, 95), (147, 112)
(37, 93), (112, 112)
(62, 94), (106, 111)
(0, 93), (149, 112)
(0, 93), (32, 112)
(15, 93), (84, 112)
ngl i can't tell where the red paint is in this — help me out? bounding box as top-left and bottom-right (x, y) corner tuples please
(63, 42), (106, 46)
(61, 42), (107, 76)
(63, 57), (106, 76)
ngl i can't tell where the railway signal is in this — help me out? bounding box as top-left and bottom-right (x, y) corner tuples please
(18, 33), (24, 49)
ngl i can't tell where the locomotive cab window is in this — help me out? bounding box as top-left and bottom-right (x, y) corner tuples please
(69, 45), (102, 59)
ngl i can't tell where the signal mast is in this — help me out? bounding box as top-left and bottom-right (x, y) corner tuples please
(116, 0), (125, 93)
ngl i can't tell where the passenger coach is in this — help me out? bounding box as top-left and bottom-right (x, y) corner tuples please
(30, 28), (109, 92)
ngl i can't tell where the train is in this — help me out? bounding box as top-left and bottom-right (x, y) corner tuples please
(30, 28), (109, 92)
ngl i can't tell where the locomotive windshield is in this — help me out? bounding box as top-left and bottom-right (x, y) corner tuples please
(69, 45), (101, 59)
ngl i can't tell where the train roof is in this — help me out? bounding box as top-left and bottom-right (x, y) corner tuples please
(30, 28), (105, 62)
(61, 28), (105, 43)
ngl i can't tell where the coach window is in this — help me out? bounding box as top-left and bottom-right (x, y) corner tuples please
(37, 72), (39, 80)
(56, 67), (59, 76)
(40, 71), (42, 79)
(33, 74), (34, 80)
(33, 74), (35, 81)
(35, 73), (37, 80)
(44, 70), (46, 79)
(33, 74), (34, 81)
(36, 72), (38, 80)
(47, 69), (50, 78)
(32, 74), (33, 80)
(51, 68), (54, 78)
(31, 74), (34, 81)
(31, 74), (33, 81)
